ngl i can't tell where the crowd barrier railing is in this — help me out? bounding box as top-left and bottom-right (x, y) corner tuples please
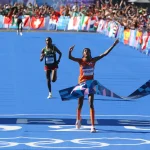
(0, 15), (149, 55)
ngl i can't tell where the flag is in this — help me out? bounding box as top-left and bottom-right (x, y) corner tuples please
(67, 17), (80, 30)
(128, 30), (136, 47)
(23, 15), (30, 27)
(3, 16), (12, 24)
(79, 16), (89, 31)
(124, 29), (130, 45)
(141, 32), (150, 50)
(97, 19), (105, 33)
(3, 16), (12, 28)
(49, 16), (58, 30)
(56, 16), (70, 30)
(30, 16), (45, 29)
(8, 15), (30, 29)
(135, 30), (143, 49)
(145, 37), (150, 55)
(87, 16), (98, 31)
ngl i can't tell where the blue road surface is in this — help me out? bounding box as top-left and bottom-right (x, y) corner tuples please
(0, 32), (150, 149)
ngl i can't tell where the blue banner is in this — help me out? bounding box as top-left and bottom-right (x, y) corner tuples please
(57, 16), (70, 31)
(0, 15), (3, 28)
(118, 26), (124, 43)
(59, 79), (150, 101)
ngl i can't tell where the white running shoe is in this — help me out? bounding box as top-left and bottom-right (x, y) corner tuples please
(20, 32), (23, 36)
(90, 126), (96, 133)
(47, 92), (52, 99)
(75, 120), (81, 129)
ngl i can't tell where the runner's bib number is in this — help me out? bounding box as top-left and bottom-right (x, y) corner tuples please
(83, 68), (94, 76)
(46, 57), (54, 64)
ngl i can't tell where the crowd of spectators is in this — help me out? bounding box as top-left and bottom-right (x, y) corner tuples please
(0, 0), (149, 32)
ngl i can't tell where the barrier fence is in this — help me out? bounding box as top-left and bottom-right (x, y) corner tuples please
(0, 15), (150, 55)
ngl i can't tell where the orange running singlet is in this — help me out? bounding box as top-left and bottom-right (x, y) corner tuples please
(78, 59), (95, 84)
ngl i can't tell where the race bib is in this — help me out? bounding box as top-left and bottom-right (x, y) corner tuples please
(46, 57), (54, 64)
(83, 68), (94, 76)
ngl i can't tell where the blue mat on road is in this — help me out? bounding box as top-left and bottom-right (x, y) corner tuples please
(0, 32), (150, 149)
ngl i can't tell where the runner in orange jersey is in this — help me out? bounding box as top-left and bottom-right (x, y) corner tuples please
(68, 39), (119, 133)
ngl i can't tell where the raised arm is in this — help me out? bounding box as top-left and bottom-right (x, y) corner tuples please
(93, 39), (119, 62)
(68, 45), (81, 63)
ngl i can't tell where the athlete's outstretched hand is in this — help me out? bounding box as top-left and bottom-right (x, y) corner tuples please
(69, 45), (75, 52)
(113, 39), (119, 46)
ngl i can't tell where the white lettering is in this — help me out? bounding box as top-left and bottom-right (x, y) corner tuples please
(124, 126), (150, 131)
(0, 136), (149, 148)
(46, 57), (54, 64)
(28, 119), (65, 125)
(16, 119), (28, 124)
(0, 125), (22, 131)
(83, 68), (94, 76)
